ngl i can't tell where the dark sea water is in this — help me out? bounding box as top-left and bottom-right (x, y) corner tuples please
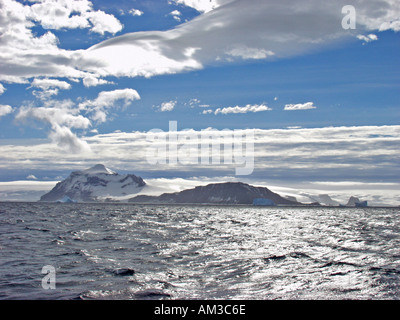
(0, 202), (399, 300)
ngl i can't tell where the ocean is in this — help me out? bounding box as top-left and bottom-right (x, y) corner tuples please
(0, 202), (399, 300)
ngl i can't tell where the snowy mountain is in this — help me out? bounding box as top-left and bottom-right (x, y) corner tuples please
(39, 164), (145, 202)
(129, 182), (300, 205)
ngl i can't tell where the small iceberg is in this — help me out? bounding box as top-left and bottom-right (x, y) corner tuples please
(56, 196), (77, 203)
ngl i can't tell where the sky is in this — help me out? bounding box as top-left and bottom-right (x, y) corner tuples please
(0, 0), (399, 204)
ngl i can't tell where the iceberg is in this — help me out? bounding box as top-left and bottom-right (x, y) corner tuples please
(346, 196), (368, 207)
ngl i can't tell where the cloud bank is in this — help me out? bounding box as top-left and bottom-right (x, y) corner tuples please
(1, 125), (399, 185)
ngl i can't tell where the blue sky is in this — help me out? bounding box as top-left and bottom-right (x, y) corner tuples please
(0, 0), (399, 200)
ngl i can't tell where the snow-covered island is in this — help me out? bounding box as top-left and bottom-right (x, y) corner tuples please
(39, 164), (145, 203)
(39, 164), (369, 207)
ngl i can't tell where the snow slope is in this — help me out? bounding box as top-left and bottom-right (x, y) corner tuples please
(39, 164), (145, 202)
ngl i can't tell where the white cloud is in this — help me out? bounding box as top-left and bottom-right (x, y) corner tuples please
(82, 0), (399, 81)
(85, 10), (123, 35)
(186, 98), (201, 107)
(25, 0), (122, 34)
(169, 0), (229, 13)
(79, 89), (141, 123)
(15, 99), (91, 153)
(30, 78), (71, 91)
(169, 10), (182, 22)
(48, 123), (91, 153)
(0, 0), (122, 84)
(0, 104), (13, 117)
(357, 34), (379, 43)
(170, 10), (182, 20)
(170, 10), (182, 16)
(16, 102), (90, 130)
(2, 0), (399, 85)
(29, 78), (72, 99)
(357, 0), (400, 32)
(82, 75), (113, 87)
(379, 20), (400, 32)
(80, 89), (140, 109)
(26, 0), (91, 30)
(158, 100), (177, 112)
(129, 9), (144, 17)
(13, 89), (140, 153)
(214, 104), (271, 115)
(0, 84), (5, 95)
(284, 102), (317, 111)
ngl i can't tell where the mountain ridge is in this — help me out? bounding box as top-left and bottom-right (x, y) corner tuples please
(128, 181), (300, 205)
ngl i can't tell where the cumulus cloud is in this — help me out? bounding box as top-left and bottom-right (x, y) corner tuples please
(169, 10), (182, 22)
(29, 78), (72, 99)
(79, 89), (141, 123)
(30, 78), (71, 91)
(15, 99), (91, 153)
(17, 102), (90, 130)
(82, 75), (113, 87)
(48, 123), (91, 153)
(0, 0), (121, 84)
(13, 88), (140, 153)
(158, 100), (177, 112)
(357, 34), (379, 43)
(0, 104), (13, 117)
(85, 10), (123, 35)
(214, 104), (271, 115)
(0, 83), (5, 95)
(284, 102), (317, 111)
(25, 0), (122, 34)
(80, 89), (141, 108)
(129, 9), (144, 17)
